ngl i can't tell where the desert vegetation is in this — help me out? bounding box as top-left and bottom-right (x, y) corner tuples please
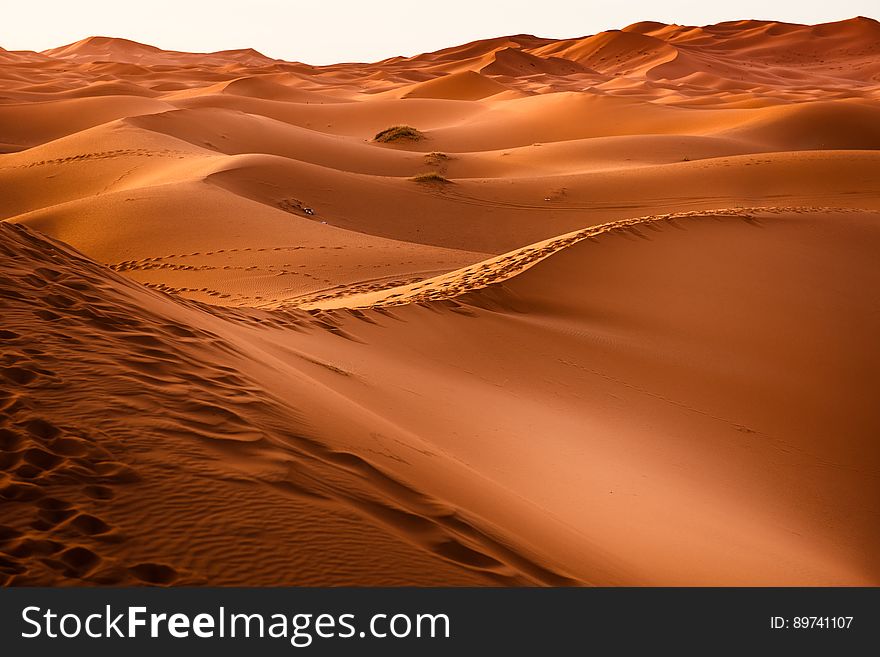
(374, 125), (424, 142)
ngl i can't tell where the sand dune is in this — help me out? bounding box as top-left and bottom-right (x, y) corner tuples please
(1, 18), (879, 586)
(43, 36), (277, 67)
(395, 70), (512, 101)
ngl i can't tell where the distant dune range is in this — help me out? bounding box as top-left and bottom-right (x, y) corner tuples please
(1, 18), (878, 585)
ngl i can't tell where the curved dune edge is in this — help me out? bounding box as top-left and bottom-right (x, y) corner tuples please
(293, 206), (874, 310)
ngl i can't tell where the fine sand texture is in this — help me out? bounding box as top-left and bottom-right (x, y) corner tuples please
(1, 18), (879, 585)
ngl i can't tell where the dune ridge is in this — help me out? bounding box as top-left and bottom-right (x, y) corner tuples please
(1, 18), (879, 586)
(293, 206), (871, 309)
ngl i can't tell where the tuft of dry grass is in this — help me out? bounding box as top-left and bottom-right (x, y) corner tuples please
(411, 172), (451, 184)
(374, 125), (424, 143)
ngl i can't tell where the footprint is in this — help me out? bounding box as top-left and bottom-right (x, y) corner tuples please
(0, 525), (23, 544)
(92, 461), (140, 483)
(37, 497), (73, 510)
(1, 367), (37, 385)
(69, 513), (112, 536)
(36, 506), (76, 527)
(59, 546), (101, 575)
(23, 447), (63, 471)
(50, 437), (90, 457)
(24, 419), (61, 440)
(129, 562), (178, 585)
(0, 481), (43, 502)
(82, 485), (114, 500)
(0, 428), (22, 451)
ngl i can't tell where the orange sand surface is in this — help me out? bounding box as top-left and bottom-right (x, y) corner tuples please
(1, 18), (878, 585)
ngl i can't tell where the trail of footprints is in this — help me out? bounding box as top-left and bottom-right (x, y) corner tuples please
(0, 148), (189, 170)
(110, 244), (378, 272)
(101, 206), (873, 313)
(0, 348), (174, 584)
(293, 275), (428, 306)
(0, 224), (317, 584)
(107, 244), (446, 307)
(291, 206), (873, 310)
(0, 230), (190, 584)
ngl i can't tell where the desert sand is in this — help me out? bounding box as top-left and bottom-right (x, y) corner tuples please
(1, 18), (878, 586)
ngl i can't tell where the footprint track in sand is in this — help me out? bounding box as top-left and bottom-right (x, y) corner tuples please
(0, 406), (143, 584)
(109, 248), (442, 307)
(293, 206), (875, 310)
(102, 207), (873, 312)
(0, 148), (189, 170)
(0, 228), (225, 584)
(107, 243), (418, 272)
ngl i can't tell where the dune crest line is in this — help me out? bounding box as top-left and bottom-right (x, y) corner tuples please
(292, 206), (874, 310)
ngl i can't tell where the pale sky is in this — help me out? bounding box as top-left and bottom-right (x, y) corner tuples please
(3, 0), (878, 65)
